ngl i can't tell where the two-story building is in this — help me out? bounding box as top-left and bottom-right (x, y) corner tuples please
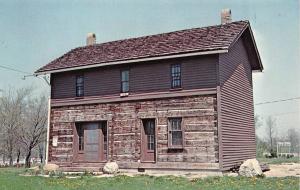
(35, 11), (263, 172)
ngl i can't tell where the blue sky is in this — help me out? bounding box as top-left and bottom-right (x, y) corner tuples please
(0, 0), (299, 138)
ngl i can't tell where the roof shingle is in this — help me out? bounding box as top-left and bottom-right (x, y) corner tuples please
(36, 20), (249, 73)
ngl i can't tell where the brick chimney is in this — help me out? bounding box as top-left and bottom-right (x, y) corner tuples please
(221, 9), (232, 24)
(86, 33), (96, 45)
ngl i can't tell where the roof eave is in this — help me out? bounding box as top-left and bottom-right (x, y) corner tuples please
(35, 49), (228, 75)
(227, 22), (263, 72)
(247, 24), (264, 71)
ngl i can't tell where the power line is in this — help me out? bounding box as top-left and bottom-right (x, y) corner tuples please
(255, 97), (300, 105)
(0, 64), (32, 75)
(269, 112), (299, 117)
(0, 64), (50, 86)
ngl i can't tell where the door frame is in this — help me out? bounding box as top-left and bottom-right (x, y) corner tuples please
(140, 118), (157, 163)
(73, 121), (108, 163)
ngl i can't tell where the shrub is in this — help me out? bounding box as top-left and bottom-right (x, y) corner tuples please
(256, 173), (266, 178)
(270, 150), (277, 158)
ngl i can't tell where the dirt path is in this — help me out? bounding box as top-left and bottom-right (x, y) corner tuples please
(264, 163), (300, 177)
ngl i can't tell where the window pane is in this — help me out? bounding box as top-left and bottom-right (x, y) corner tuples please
(122, 82), (129, 92)
(171, 118), (181, 130)
(172, 131), (182, 146)
(77, 87), (84, 96)
(77, 77), (83, 84)
(148, 142), (154, 150)
(122, 70), (129, 81)
(147, 134), (154, 150)
(144, 121), (154, 135)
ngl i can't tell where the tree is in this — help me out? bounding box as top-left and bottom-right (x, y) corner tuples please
(17, 95), (47, 168)
(255, 114), (267, 157)
(0, 88), (30, 166)
(254, 114), (263, 130)
(265, 116), (277, 155)
(287, 128), (300, 153)
(38, 143), (44, 164)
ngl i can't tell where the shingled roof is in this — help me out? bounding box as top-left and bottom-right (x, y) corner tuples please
(35, 20), (262, 74)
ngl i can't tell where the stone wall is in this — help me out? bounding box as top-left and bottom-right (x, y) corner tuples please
(49, 95), (218, 169)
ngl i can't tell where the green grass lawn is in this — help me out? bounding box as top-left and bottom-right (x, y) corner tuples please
(257, 157), (300, 164)
(0, 168), (299, 190)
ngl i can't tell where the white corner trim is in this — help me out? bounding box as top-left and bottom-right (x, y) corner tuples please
(35, 49), (228, 75)
(45, 98), (51, 164)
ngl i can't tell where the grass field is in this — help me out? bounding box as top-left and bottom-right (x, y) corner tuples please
(0, 168), (299, 190)
(257, 157), (300, 164)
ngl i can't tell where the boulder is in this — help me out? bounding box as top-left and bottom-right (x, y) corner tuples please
(43, 163), (59, 172)
(103, 162), (119, 174)
(239, 159), (263, 177)
(260, 163), (270, 172)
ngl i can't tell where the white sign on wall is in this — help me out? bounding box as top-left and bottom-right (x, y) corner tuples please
(52, 136), (58, 147)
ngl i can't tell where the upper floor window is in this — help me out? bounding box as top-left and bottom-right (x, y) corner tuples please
(171, 64), (181, 89)
(121, 70), (129, 93)
(76, 75), (84, 97)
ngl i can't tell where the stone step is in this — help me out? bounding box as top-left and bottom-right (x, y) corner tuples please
(56, 162), (106, 167)
(60, 166), (102, 172)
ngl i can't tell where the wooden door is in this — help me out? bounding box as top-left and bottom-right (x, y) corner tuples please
(75, 122), (105, 162)
(141, 119), (156, 162)
(84, 123), (102, 162)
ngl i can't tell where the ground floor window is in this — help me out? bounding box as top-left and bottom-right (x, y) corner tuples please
(168, 118), (183, 148)
(76, 125), (84, 151)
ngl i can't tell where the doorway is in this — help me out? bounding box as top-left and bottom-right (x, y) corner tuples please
(141, 119), (156, 162)
(74, 122), (107, 162)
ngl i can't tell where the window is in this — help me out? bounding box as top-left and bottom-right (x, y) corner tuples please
(171, 64), (181, 89)
(77, 126), (84, 151)
(76, 75), (84, 97)
(121, 70), (129, 93)
(102, 123), (108, 159)
(168, 118), (183, 148)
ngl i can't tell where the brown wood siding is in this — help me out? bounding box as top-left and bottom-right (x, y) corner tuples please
(130, 61), (170, 93)
(84, 67), (120, 96)
(51, 55), (218, 99)
(218, 38), (256, 170)
(51, 72), (75, 99)
(182, 57), (217, 89)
